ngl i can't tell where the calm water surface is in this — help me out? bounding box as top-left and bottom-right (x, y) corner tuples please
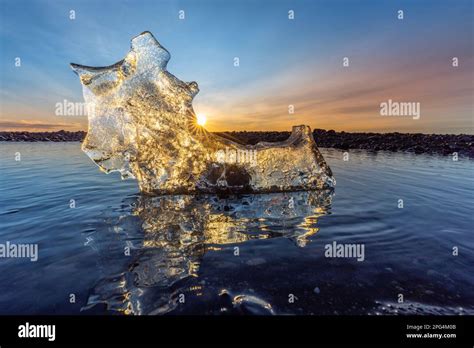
(0, 142), (473, 315)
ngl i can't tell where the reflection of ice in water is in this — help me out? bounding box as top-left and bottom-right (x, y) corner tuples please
(71, 31), (335, 194)
(84, 190), (333, 315)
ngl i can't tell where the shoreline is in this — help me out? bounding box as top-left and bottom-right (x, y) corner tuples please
(1, 129), (473, 158)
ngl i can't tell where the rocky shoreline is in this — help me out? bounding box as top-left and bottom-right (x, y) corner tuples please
(1, 129), (473, 158)
(0, 130), (86, 142)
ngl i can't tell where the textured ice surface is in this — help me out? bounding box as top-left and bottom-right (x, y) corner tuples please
(71, 31), (335, 194)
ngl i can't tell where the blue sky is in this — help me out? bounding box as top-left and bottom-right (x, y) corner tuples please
(0, 0), (472, 133)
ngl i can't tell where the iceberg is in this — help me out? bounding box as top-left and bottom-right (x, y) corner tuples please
(71, 31), (335, 194)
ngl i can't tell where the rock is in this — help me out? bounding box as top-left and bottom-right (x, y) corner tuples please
(1, 129), (473, 159)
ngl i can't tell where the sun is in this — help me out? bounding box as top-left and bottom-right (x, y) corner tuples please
(196, 113), (207, 126)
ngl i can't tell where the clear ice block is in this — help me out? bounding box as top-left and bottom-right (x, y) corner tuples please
(71, 31), (335, 194)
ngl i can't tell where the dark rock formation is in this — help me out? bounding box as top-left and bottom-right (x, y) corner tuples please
(0, 130), (86, 142)
(217, 129), (474, 158)
(1, 129), (473, 158)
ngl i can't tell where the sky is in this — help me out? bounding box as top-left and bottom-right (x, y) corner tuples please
(0, 0), (472, 133)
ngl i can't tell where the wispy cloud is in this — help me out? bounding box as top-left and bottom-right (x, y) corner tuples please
(0, 119), (83, 131)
